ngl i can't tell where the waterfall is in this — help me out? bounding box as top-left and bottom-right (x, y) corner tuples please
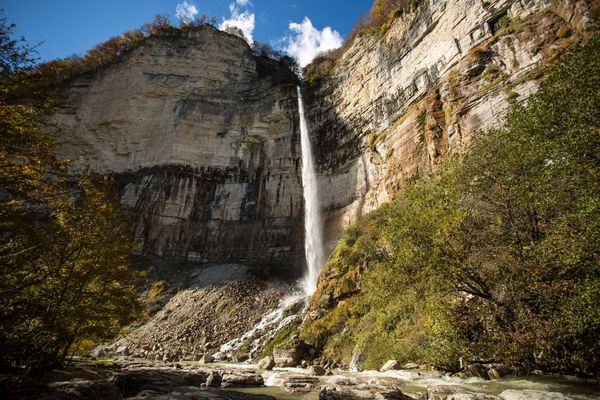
(297, 86), (324, 296)
(212, 88), (325, 362)
(213, 292), (306, 361)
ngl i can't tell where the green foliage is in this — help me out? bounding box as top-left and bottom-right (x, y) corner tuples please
(0, 15), (37, 79)
(302, 37), (600, 375)
(261, 318), (302, 357)
(0, 16), (144, 372)
(507, 91), (519, 104)
(479, 64), (508, 92)
(144, 280), (171, 315)
(27, 14), (176, 89)
(0, 175), (144, 370)
(498, 15), (513, 29)
(367, 0), (422, 34)
(302, 0), (424, 79)
(557, 26), (572, 39)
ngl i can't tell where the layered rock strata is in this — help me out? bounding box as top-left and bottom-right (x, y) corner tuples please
(53, 25), (304, 273)
(304, 0), (595, 249)
(51, 0), (595, 279)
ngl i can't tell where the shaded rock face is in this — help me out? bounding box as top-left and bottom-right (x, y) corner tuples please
(46, 379), (123, 400)
(53, 26), (304, 274)
(304, 0), (594, 250)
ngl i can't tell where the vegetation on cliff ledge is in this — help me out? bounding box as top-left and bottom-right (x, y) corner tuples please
(305, 0), (423, 84)
(302, 36), (600, 376)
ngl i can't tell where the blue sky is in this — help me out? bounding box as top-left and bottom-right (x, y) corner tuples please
(3, 0), (372, 66)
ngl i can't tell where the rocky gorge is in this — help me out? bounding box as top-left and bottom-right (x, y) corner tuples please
(10, 357), (600, 400)
(53, 0), (597, 270)
(20, 0), (599, 397)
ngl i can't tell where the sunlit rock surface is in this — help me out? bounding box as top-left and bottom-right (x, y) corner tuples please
(52, 0), (594, 271)
(303, 0), (594, 251)
(53, 25), (303, 273)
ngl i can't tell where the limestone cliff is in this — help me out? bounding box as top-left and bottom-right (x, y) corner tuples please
(52, 0), (595, 277)
(53, 25), (304, 274)
(304, 0), (595, 251)
(48, 0), (598, 361)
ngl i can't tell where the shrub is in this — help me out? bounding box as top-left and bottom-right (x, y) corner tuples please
(302, 36), (600, 375)
(0, 15), (145, 372)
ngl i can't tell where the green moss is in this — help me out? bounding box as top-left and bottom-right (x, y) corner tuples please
(479, 65), (509, 93)
(232, 338), (254, 360)
(261, 319), (301, 357)
(301, 37), (600, 375)
(507, 91), (519, 104)
(466, 41), (491, 61)
(498, 15), (513, 29)
(148, 280), (168, 300)
(557, 26), (572, 39)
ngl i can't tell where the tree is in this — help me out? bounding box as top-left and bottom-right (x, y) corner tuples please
(302, 37), (600, 375)
(0, 15), (144, 372)
(142, 13), (172, 36)
(224, 26), (245, 40)
(0, 13), (58, 280)
(1, 175), (143, 370)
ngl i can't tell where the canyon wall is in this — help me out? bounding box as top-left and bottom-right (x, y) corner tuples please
(305, 0), (594, 251)
(53, 26), (305, 274)
(52, 0), (594, 275)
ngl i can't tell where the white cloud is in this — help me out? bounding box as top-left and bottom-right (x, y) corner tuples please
(283, 17), (343, 67)
(176, 1), (198, 24)
(219, 3), (255, 44)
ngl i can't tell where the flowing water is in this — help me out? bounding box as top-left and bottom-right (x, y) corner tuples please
(213, 292), (307, 361)
(213, 87), (326, 360)
(205, 89), (600, 400)
(297, 86), (325, 296)
(225, 367), (600, 400)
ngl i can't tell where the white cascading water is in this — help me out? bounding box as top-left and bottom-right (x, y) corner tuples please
(213, 86), (325, 362)
(297, 85), (324, 296)
(213, 292), (306, 361)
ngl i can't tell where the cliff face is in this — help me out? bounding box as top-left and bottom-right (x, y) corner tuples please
(52, 0), (594, 275)
(53, 26), (304, 274)
(304, 0), (594, 251)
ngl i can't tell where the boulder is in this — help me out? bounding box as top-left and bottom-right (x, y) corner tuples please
(375, 391), (415, 400)
(464, 363), (491, 379)
(380, 360), (399, 372)
(320, 386), (376, 400)
(273, 346), (303, 367)
(89, 345), (109, 358)
(200, 353), (215, 364)
(461, 362), (514, 380)
(257, 356), (275, 370)
(205, 371), (222, 387)
(349, 351), (367, 372)
(499, 390), (570, 400)
(320, 386), (412, 400)
(447, 395), (501, 400)
(220, 372), (264, 387)
(307, 365), (327, 376)
(232, 352), (249, 363)
(47, 379), (122, 400)
(125, 387), (277, 400)
(428, 385), (499, 400)
(281, 375), (320, 393)
(111, 369), (208, 397)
